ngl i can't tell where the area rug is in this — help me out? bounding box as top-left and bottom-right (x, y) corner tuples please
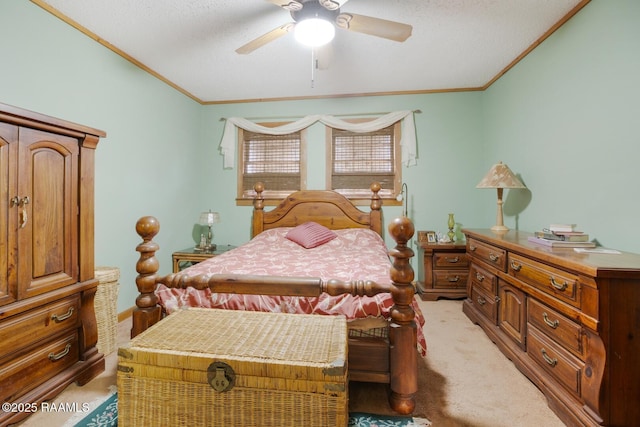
(68, 393), (430, 427)
(65, 391), (117, 427)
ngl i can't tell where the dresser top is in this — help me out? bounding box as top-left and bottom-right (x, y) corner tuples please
(463, 228), (640, 278)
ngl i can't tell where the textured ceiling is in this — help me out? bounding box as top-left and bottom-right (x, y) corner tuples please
(33, 0), (588, 104)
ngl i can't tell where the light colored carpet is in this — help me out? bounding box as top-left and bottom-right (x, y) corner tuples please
(14, 300), (566, 427)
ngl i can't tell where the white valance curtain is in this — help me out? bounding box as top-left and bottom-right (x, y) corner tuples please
(219, 110), (417, 169)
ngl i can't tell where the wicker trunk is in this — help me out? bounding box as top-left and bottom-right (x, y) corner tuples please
(117, 308), (348, 427)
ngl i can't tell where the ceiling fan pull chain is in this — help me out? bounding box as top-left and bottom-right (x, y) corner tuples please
(311, 48), (316, 88)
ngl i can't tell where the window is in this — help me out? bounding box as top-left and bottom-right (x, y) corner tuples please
(237, 125), (306, 202)
(327, 120), (402, 200)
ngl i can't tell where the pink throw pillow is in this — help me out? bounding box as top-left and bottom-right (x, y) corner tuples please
(285, 222), (337, 249)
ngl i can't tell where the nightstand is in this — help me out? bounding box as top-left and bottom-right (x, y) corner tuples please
(416, 241), (468, 301)
(172, 245), (236, 273)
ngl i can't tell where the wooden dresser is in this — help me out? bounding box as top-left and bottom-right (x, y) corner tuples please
(462, 229), (640, 427)
(0, 103), (105, 425)
(416, 241), (468, 300)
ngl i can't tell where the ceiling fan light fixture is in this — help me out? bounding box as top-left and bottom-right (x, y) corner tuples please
(294, 18), (335, 47)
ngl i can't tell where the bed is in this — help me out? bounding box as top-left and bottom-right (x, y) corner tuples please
(131, 182), (424, 414)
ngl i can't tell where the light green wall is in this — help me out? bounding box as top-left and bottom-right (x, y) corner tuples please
(1, 1), (204, 313)
(482, 0), (640, 252)
(1, 0), (637, 314)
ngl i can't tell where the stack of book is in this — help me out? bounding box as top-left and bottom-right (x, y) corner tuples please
(527, 224), (596, 248)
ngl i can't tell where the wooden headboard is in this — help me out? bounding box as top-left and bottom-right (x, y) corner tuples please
(251, 182), (383, 238)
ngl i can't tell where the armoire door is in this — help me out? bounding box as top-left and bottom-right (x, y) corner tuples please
(0, 122), (18, 306)
(16, 127), (79, 299)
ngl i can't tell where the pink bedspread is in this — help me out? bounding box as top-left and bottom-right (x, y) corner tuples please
(156, 227), (427, 356)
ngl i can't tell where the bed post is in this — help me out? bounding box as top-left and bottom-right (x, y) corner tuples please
(132, 216), (163, 338)
(387, 216), (417, 414)
(251, 182), (265, 237)
(369, 182), (382, 235)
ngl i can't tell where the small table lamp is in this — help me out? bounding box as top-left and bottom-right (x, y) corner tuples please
(198, 210), (220, 251)
(476, 162), (526, 233)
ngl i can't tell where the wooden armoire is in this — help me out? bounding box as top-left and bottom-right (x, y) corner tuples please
(0, 102), (105, 425)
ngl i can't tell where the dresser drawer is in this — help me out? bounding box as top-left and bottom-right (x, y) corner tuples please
(433, 270), (469, 289)
(508, 253), (579, 307)
(528, 298), (583, 358)
(0, 333), (79, 402)
(467, 238), (507, 272)
(0, 295), (80, 360)
(469, 263), (497, 294)
(527, 326), (584, 396)
(470, 285), (497, 323)
(433, 252), (469, 269)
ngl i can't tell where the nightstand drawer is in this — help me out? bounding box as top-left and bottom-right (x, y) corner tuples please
(528, 298), (583, 358)
(528, 326), (584, 396)
(508, 253), (579, 307)
(467, 238), (507, 271)
(433, 252), (469, 269)
(433, 271), (469, 289)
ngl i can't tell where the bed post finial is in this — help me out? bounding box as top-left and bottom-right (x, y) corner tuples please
(132, 216), (162, 337)
(387, 216), (417, 414)
(370, 182), (383, 235)
(252, 182), (265, 237)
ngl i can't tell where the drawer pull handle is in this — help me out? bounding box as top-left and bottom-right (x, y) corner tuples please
(542, 312), (560, 329)
(510, 261), (522, 272)
(541, 348), (558, 367)
(476, 296), (486, 305)
(51, 307), (74, 323)
(476, 272), (485, 282)
(550, 277), (568, 291)
(48, 343), (72, 361)
(469, 245), (477, 252)
(489, 253), (500, 263)
(448, 276), (460, 282)
(446, 257), (459, 263)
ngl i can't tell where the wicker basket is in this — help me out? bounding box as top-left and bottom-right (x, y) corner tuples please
(117, 308), (348, 427)
(94, 266), (120, 355)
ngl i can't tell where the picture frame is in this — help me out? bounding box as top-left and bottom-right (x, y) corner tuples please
(417, 231), (429, 243)
(426, 231), (437, 243)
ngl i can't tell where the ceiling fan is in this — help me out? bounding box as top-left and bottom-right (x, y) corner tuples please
(236, 0), (413, 55)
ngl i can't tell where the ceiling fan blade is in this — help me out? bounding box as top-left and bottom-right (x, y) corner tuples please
(265, 0), (302, 11)
(319, 0), (349, 11)
(336, 13), (412, 42)
(236, 23), (295, 55)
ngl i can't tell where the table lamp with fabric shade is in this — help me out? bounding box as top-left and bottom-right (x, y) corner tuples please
(476, 162), (526, 233)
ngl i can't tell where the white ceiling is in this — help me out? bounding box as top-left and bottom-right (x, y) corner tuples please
(33, 0), (588, 104)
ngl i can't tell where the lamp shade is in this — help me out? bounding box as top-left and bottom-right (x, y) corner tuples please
(476, 161), (526, 189)
(198, 211), (220, 226)
(476, 162), (526, 233)
(294, 18), (335, 47)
